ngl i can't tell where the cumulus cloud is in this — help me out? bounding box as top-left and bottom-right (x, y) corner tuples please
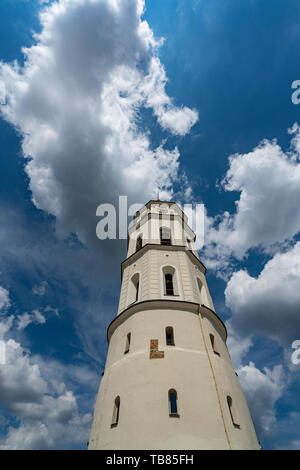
(0, 338), (48, 406)
(0, 0), (198, 250)
(17, 309), (46, 330)
(0, 205), (112, 364)
(225, 242), (300, 346)
(203, 125), (300, 273)
(0, 285), (10, 312)
(237, 362), (287, 438)
(0, 315), (94, 449)
(44, 305), (60, 317)
(225, 321), (253, 368)
(32, 281), (48, 296)
(0, 315), (14, 340)
(16, 313), (34, 331)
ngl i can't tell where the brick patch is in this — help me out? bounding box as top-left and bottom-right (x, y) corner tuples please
(150, 339), (164, 359)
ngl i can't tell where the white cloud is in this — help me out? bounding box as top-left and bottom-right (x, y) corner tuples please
(0, 315), (14, 340)
(226, 321), (253, 368)
(0, 285), (10, 312)
(225, 242), (300, 346)
(17, 309), (46, 330)
(32, 309), (46, 324)
(203, 125), (300, 273)
(140, 57), (198, 135)
(237, 361), (286, 437)
(0, 205), (113, 364)
(32, 281), (48, 296)
(0, 0), (198, 249)
(16, 313), (33, 330)
(1, 423), (51, 451)
(0, 317), (93, 449)
(44, 305), (59, 317)
(0, 338), (48, 406)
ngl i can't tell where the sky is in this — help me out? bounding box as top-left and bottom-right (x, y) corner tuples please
(0, 0), (300, 449)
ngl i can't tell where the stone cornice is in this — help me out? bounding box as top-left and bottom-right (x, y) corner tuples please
(107, 299), (227, 344)
(121, 243), (206, 280)
(135, 199), (187, 222)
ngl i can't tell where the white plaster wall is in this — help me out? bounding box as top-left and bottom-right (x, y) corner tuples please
(89, 307), (260, 450)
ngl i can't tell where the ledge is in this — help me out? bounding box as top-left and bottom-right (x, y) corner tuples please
(121, 243), (207, 279)
(135, 199), (187, 221)
(107, 299), (227, 343)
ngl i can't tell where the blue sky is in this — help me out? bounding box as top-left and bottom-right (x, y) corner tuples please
(0, 0), (300, 449)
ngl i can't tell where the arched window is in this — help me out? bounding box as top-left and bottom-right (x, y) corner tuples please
(165, 273), (174, 296)
(197, 278), (203, 302)
(166, 327), (175, 346)
(168, 389), (179, 417)
(136, 234), (143, 252)
(128, 273), (140, 305)
(197, 278), (209, 305)
(111, 396), (120, 428)
(209, 334), (220, 356)
(124, 333), (131, 354)
(160, 226), (171, 245)
(227, 396), (239, 428)
(163, 266), (179, 296)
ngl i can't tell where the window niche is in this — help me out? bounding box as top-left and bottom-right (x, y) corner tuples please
(227, 396), (240, 428)
(197, 278), (209, 306)
(163, 266), (179, 297)
(168, 389), (179, 417)
(128, 273), (140, 306)
(209, 334), (220, 356)
(124, 333), (131, 354)
(166, 327), (175, 346)
(165, 273), (174, 296)
(136, 234), (143, 252)
(111, 396), (120, 428)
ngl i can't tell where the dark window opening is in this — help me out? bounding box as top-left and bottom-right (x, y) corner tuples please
(227, 396), (240, 428)
(111, 396), (120, 427)
(166, 327), (175, 346)
(165, 273), (174, 296)
(129, 273), (140, 306)
(136, 235), (143, 251)
(168, 389), (179, 417)
(210, 334), (220, 356)
(124, 333), (131, 354)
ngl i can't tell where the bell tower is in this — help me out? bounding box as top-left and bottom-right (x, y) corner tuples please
(88, 200), (260, 450)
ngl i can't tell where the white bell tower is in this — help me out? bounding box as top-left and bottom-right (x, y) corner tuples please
(88, 200), (260, 450)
